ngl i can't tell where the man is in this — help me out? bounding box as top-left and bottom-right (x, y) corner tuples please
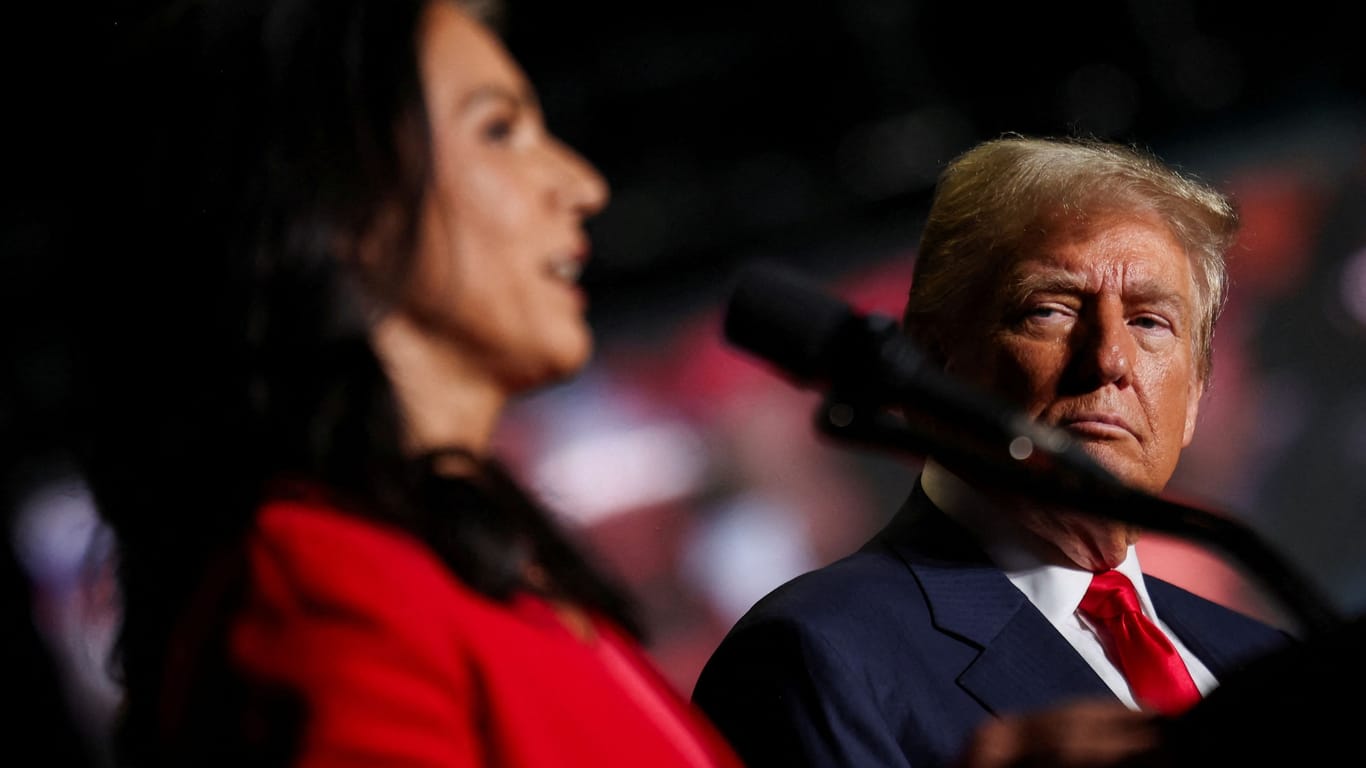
(692, 135), (1294, 767)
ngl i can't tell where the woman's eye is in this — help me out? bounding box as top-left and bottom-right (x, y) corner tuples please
(482, 117), (515, 142)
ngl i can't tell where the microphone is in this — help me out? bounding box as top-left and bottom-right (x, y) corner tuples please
(720, 262), (1345, 637)
(722, 260), (879, 386)
(723, 262), (1095, 476)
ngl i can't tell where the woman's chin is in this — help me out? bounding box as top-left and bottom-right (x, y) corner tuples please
(514, 333), (594, 393)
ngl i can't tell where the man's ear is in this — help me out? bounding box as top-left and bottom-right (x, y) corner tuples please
(904, 320), (950, 372)
(1182, 376), (1205, 447)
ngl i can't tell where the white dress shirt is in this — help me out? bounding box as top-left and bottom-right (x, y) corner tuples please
(921, 460), (1218, 709)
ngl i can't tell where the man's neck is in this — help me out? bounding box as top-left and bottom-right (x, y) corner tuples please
(921, 458), (1136, 571)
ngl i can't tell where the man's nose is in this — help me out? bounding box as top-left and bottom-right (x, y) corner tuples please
(1076, 301), (1133, 388)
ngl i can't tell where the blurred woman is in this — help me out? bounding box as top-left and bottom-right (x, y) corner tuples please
(70, 0), (743, 765)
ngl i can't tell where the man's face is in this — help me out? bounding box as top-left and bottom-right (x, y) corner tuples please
(946, 210), (1204, 495)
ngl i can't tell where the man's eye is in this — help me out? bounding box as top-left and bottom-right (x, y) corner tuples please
(1025, 305), (1070, 321)
(1131, 315), (1168, 330)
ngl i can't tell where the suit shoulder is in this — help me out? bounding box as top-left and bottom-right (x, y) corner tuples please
(1148, 576), (1282, 627)
(1147, 575), (1294, 651)
(728, 543), (928, 634)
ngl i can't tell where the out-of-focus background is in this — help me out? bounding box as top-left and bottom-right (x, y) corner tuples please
(4, 0), (1364, 764)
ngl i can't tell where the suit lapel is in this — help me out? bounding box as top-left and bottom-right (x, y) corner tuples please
(882, 484), (1114, 713)
(958, 602), (1115, 712)
(1144, 576), (1249, 677)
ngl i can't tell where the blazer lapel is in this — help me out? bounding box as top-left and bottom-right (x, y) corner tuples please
(958, 602), (1115, 713)
(883, 484), (1115, 713)
(1144, 576), (1273, 678)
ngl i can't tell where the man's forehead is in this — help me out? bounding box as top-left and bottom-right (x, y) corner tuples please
(1001, 216), (1194, 296)
(1006, 259), (1182, 288)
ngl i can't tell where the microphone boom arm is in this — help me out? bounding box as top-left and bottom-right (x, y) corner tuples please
(813, 391), (1345, 639)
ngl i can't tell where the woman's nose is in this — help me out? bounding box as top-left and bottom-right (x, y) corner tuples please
(551, 139), (609, 218)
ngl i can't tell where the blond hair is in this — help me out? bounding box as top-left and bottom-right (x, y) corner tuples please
(903, 135), (1237, 382)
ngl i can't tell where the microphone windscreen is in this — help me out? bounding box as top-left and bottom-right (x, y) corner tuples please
(722, 264), (852, 382)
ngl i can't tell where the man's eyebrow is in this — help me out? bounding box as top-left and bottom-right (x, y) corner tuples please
(1005, 268), (1192, 318)
(1123, 278), (1192, 326)
(1004, 268), (1088, 306)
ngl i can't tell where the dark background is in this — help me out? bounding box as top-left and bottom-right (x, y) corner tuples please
(501, 0), (1362, 336)
(5, 0), (1362, 456)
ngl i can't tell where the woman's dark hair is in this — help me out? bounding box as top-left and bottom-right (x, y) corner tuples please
(72, 0), (638, 763)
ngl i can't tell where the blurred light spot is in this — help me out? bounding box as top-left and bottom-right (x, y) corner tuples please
(7, 468), (122, 754)
(532, 420), (708, 525)
(1340, 247), (1366, 328)
(11, 473), (105, 588)
(681, 494), (818, 623)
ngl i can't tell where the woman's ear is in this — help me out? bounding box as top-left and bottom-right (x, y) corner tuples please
(350, 200), (420, 300)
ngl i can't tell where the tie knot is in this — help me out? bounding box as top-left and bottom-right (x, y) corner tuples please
(1079, 570), (1142, 620)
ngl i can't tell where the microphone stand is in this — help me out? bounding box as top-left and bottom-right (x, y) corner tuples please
(812, 390), (1346, 640)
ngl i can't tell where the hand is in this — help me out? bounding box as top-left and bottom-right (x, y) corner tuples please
(954, 698), (1168, 768)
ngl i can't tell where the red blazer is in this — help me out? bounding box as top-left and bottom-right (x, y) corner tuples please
(214, 495), (743, 767)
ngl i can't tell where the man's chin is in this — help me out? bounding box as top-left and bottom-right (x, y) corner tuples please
(1074, 443), (1168, 495)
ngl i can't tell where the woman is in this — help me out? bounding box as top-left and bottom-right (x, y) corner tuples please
(70, 0), (743, 765)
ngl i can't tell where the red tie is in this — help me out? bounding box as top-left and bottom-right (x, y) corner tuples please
(1078, 570), (1201, 715)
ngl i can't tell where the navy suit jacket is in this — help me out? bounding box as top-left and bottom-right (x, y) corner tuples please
(692, 480), (1294, 767)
